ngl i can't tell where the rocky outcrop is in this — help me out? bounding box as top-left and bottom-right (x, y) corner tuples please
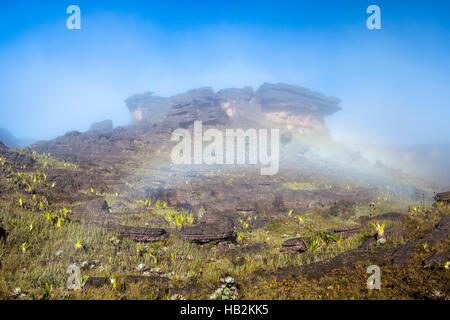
(126, 83), (340, 132)
(180, 214), (235, 244)
(255, 83), (340, 130)
(256, 83), (340, 115)
(126, 92), (169, 123)
(32, 127), (137, 166)
(165, 87), (230, 129)
(104, 223), (168, 242)
(89, 120), (113, 132)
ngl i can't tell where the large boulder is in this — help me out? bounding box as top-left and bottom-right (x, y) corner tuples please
(280, 237), (308, 253)
(180, 214), (234, 244)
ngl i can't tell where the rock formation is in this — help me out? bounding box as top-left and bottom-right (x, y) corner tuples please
(435, 191), (450, 206)
(125, 92), (170, 123)
(180, 214), (235, 244)
(104, 223), (168, 242)
(281, 237), (308, 253)
(125, 83), (341, 133)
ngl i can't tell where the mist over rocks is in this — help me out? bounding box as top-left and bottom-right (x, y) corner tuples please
(28, 82), (442, 194)
(126, 92), (170, 123)
(88, 119), (113, 132)
(0, 128), (36, 148)
(125, 83), (341, 133)
(165, 87), (230, 129)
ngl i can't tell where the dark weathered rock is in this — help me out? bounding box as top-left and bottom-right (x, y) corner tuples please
(104, 223), (168, 242)
(89, 120), (113, 132)
(180, 214), (234, 244)
(434, 191), (450, 205)
(165, 87), (230, 129)
(255, 83), (340, 116)
(32, 126), (137, 167)
(281, 237), (308, 253)
(423, 251), (450, 269)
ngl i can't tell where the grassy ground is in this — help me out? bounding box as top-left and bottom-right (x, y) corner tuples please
(0, 150), (448, 300)
(1, 196), (448, 300)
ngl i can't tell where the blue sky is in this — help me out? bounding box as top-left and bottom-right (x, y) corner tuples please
(0, 0), (449, 145)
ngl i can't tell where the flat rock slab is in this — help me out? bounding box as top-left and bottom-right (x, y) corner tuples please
(180, 215), (234, 244)
(435, 191), (450, 203)
(104, 223), (168, 242)
(281, 237), (308, 253)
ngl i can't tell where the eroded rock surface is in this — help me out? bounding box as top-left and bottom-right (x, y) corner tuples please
(104, 223), (168, 242)
(180, 214), (235, 244)
(281, 237), (308, 253)
(435, 191), (450, 206)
